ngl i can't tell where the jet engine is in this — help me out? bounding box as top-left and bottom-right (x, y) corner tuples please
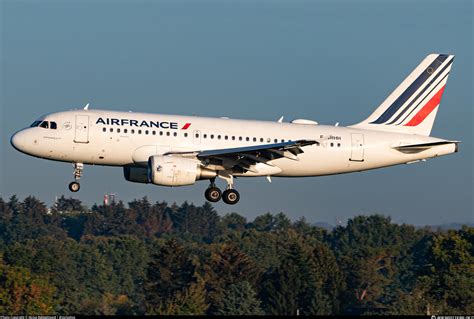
(123, 166), (149, 184)
(147, 155), (216, 187)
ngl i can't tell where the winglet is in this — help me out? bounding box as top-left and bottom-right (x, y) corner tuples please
(83, 103), (90, 110)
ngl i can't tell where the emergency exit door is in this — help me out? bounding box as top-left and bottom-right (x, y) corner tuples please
(350, 133), (364, 161)
(74, 115), (90, 143)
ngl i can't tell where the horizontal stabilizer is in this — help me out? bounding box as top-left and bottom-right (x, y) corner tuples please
(393, 141), (460, 154)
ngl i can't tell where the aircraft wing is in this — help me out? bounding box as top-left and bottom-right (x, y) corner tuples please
(165, 139), (317, 173)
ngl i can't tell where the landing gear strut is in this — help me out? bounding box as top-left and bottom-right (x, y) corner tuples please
(69, 163), (84, 193)
(203, 174), (240, 205)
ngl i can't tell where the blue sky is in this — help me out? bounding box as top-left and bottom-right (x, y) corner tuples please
(1, 0), (472, 225)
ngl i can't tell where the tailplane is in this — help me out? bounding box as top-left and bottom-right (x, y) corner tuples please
(351, 53), (454, 136)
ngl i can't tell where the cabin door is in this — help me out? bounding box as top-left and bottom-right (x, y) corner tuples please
(350, 133), (364, 161)
(74, 115), (90, 143)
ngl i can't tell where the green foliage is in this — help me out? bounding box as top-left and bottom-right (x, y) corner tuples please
(145, 239), (198, 314)
(259, 234), (342, 315)
(154, 280), (209, 315)
(216, 281), (264, 315)
(0, 196), (67, 244)
(0, 259), (56, 314)
(221, 212), (247, 231)
(0, 195), (471, 315)
(170, 201), (221, 242)
(203, 243), (260, 314)
(328, 215), (424, 314)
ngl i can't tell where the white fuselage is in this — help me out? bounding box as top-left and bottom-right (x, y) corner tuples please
(11, 109), (457, 178)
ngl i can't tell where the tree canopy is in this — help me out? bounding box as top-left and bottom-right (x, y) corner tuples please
(0, 195), (471, 315)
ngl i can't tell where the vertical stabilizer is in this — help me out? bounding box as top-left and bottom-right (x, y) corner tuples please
(351, 53), (454, 136)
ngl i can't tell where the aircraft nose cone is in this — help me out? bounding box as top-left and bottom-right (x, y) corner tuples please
(10, 130), (26, 152)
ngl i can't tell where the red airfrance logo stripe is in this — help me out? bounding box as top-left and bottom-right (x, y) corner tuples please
(181, 123), (191, 130)
(404, 85), (445, 127)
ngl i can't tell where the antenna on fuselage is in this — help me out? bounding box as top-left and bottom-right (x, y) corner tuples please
(278, 116), (284, 123)
(83, 103), (90, 110)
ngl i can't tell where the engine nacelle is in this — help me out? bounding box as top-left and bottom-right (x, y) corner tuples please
(147, 155), (216, 187)
(123, 166), (149, 184)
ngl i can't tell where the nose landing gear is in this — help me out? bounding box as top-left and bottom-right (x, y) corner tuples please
(69, 181), (80, 192)
(203, 174), (240, 205)
(69, 163), (84, 193)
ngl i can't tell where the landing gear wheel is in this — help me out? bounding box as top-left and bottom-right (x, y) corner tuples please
(69, 181), (80, 192)
(205, 187), (222, 202)
(222, 189), (240, 205)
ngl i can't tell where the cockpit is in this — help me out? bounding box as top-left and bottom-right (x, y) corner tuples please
(30, 120), (57, 129)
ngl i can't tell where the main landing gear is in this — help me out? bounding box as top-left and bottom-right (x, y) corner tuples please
(204, 176), (240, 205)
(68, 163), (84, 192)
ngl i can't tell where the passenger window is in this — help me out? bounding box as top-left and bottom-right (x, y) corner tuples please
(173, 132), (177, 137)
(145, 130), (149, 135)
(152, 131), (156, 135)
(50, 122), (57, 129)
(102, 127), (106, 132)
(232, 136), (235, 141)
(160, 131), (163, 136)
(131, 129), (135, 134)
(40, 121), (49, 129)
(274, 139), (278, 143)
(225, 136), (228, 140)
(253, 137), (257, 142)
(210, 134), (214, 139)
(260, 138), (263, 142)
(204, 134), (207, 138)
(239, 137), (242, 141)
(246, 137), (249, 141)
(166, 132), (170, 136)
(117, 128), (121, 133)
(218, 135), (221, 140)
(330, 143), (334, 147)
(184, 133), (188, 137)
(110, 128), (113, 132)
(337, 143), (341, 147)
(195, 133), (199, 138)
(124, 129), (128, 133)
(138, 130), (142, 134)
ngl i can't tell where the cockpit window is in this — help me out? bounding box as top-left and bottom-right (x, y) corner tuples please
(33, 121), (57, 129)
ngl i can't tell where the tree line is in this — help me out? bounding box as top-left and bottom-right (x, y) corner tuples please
(0, 195), (472, 315)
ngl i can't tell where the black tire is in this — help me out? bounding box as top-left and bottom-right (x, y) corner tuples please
(222, 189), (240, 205)
(69, 181), (80, 192)
(205, 187), (222, 202)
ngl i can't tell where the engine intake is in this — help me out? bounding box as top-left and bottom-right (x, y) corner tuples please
(147, 155), (216, 187)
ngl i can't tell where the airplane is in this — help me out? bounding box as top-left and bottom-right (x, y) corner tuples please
(10, 53), (459, 205)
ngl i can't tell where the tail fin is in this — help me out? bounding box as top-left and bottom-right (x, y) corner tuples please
(351, 53), (454, 136)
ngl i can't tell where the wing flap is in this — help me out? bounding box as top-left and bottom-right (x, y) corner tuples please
(165, 139), (317, 173)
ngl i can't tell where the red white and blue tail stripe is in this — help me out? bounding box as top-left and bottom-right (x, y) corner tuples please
(352, 53), (454, 136)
